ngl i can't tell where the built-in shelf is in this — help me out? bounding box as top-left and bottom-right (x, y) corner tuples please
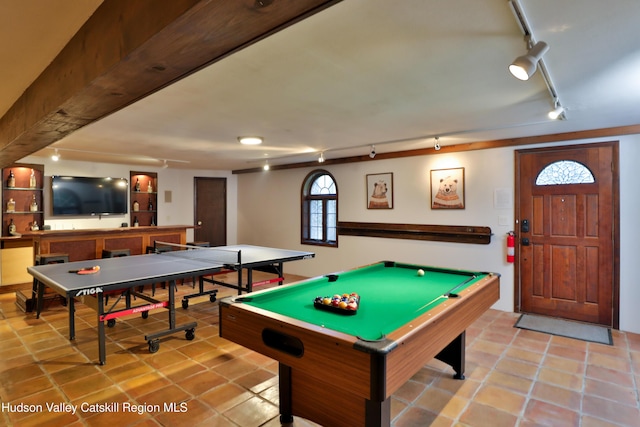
(2, 164), (45, 236)
(130, 171), (158, 227)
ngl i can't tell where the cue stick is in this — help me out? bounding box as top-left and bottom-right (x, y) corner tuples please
(414, 274), (478, 313)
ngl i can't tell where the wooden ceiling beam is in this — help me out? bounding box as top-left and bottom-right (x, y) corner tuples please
(0, 0), (341, 168)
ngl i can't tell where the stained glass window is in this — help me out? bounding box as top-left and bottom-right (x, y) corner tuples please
(535, 160), (595, 185)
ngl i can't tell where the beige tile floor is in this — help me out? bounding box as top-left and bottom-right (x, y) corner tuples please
(1, 274), (639, 427)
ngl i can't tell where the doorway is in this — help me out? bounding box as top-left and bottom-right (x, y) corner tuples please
(515, 142), (619, 328)
(194, 177), (227, 247)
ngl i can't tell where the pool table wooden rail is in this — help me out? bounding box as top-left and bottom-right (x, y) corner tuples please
(384, 272), (500, 394)
(219, 269), (500, 427)
(221, 300), (374, 399)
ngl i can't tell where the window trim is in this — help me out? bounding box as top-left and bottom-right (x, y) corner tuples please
(301, 169), (338, 247)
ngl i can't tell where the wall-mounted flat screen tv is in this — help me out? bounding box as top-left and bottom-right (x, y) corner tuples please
(51, 176), (128, 216)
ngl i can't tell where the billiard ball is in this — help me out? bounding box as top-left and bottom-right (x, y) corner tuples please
(417, 269), (425, 276)
(323, 297), (332, 305)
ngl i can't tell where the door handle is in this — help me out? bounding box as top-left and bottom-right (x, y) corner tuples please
(521, 237), (530, 246)
(521, 219), (529, 233)
(197, 220), (202, 226)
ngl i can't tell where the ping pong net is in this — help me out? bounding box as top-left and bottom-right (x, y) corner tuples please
(151, 242), (242, 269)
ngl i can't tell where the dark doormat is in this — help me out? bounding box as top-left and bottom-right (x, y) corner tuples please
(514, 314), (613, 345)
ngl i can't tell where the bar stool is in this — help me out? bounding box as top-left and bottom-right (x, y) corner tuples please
(102, 248), (131, 258)
(34, 253), (69, 319)
(102, 249), (131, 307)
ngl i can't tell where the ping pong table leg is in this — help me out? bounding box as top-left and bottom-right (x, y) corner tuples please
(36, 281), (45, 319)
(97, 293), (107, 365)
(246, 269), (252, 293)
(68, 296), (76, 340)
(167, 279), (176, 329)
(277, 262), (284, 286)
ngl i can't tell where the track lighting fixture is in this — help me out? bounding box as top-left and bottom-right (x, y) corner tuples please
(263, 160), (270, 171)
(509, 40), (549, 81)
(548, 101), (565, 120)
(369, 145), (376, 159)
(318, 152), (325, 163)
(434, 137), (441, 151)
(51, 149), (60, 161)
(161, 160), (169, 169)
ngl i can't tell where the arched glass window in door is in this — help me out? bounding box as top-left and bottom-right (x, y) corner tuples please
(535, 160), (595, 185)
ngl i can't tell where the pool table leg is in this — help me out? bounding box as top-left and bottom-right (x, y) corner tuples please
(435, 331), (466, 379)
(278, 364), (294, 423)
(365, 398), (391, 427)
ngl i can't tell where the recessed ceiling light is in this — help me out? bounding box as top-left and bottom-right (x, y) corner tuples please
(238, 136), (263, 145)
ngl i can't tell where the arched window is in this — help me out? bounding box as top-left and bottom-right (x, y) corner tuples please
(301, 170), (337, 247)
(535, 160), (595, 185)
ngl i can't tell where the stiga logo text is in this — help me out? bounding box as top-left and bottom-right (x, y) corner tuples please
(75, 287), (103, 297)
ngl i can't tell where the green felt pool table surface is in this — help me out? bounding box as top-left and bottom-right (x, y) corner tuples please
(239, 261), (489, 341)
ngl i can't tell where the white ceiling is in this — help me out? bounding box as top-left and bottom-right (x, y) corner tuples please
(3, 0), (640, 171)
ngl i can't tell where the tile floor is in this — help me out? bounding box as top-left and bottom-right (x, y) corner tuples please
(1, 274), (639, 427)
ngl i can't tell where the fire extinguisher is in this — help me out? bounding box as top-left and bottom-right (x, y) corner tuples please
(506, 231), (515, 263)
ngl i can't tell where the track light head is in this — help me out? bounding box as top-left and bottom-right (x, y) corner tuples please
(318, 152), (325, 163)
(434, 137), (441, 151)
(548, 105), (565, 120)
(509, 41), (549, 81)
(263, 161), (270, 171)
(51, 149), (60, 161)
(369, 145), (376, 159)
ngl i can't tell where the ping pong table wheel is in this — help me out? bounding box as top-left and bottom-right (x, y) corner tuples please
(148, 339), (160, 353)
(141, 311), (149, 319)
(107, 319), (116, 328)
(182, 299), (189, 309)
(185, 328), (195, 341)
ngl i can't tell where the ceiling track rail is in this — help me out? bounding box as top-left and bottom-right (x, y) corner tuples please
(508, 0), (563, 116)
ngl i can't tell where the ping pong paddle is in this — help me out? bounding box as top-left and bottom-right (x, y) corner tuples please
(69, 266), (101, 275)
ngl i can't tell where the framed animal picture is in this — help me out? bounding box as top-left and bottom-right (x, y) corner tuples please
(430, 167), (465, 209)
(366, 173), (393, 209)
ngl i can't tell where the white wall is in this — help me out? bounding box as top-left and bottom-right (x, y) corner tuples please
(237, 136), (640, 334)
(16, 135), (639, 334)
(18, 156), (238, 244)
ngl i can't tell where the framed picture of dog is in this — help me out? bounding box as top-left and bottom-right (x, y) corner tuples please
(366, 173), (393, 209)
(430, 167), (465, 209)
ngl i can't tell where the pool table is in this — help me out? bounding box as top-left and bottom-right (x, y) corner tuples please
(219, 261), (500, 427)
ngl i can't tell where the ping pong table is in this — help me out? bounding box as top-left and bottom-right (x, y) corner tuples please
(27, 244), (315, 365)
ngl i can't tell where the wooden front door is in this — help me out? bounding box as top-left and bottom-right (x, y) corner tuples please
(515, 142), (619, 327)
(194, 177), (227, 247)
